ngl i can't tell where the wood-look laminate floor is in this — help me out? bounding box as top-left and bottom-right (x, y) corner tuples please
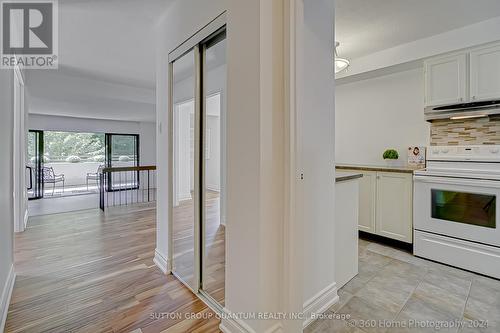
(5, 204), (221, 333)
(172, 191), (225, 305)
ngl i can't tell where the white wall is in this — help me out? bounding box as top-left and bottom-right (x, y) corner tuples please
(0, 70), (14, 331)
(300, 0), (337, 323)
(335, 68), (430, 166)
(28, 114), (157, 165)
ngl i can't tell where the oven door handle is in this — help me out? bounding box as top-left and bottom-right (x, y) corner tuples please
(414, 175), (500, 188)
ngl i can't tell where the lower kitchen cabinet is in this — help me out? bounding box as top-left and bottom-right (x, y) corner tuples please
(358, 171), (377, 234)
(353, 170), (413, 243)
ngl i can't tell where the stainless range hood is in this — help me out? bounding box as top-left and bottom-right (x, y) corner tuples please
(425, 100), (500, 121)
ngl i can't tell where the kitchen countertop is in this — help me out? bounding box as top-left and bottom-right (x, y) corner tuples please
(336, 163), (422, 174)
(336, 171), (363, 183)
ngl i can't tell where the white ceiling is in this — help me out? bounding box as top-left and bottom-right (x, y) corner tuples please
(57, 0), (172, 88)
(336, 0), (500, 60)
(28, 69), (156, 122)
(28, 0), (173, 123)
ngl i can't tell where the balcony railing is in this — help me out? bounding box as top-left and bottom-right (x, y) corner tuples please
(99, 166), (156, 211)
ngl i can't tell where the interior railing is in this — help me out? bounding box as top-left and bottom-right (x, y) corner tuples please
(99, 165), (156, 211)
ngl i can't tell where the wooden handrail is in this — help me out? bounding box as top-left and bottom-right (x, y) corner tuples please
(101, 165), (156, 173)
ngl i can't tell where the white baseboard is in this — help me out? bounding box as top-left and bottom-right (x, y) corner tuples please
(264, 323), (283, 333)
(219, 309), (283, 333)
(1, 265), (16, 332)
(153, 249), (170, 274)
(219, 281), (338, 333)
(302, 282), (338, 328)
(24, 209), (28, 229)
(220, 312), (255, 333)
(206, 185), (220, 192)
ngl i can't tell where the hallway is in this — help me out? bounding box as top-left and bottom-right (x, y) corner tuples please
(5, 205), (220, 333)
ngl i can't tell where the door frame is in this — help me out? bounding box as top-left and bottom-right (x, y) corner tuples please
(13, 66), (27, 233)
(27, 130), (44, 201)
(105, 133), (140, 191)
(168, 13), (226, 301)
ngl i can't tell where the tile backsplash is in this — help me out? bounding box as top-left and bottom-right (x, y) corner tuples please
(430, 115), (500, 146)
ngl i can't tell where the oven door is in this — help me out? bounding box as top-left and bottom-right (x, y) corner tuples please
(414, 175), (500, 247)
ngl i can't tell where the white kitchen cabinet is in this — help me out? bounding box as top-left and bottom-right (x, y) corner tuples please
(470, 43), (500, 102)
(376, 172), (413, 243)
(358, 171), (377, 234)
(424, 54), (467, 107)
(344, 169), (413, 243)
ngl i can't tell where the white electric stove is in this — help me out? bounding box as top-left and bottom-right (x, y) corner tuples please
(413, 145), (500, 279)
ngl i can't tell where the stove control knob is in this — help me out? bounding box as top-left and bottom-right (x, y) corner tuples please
(490, 148), (500, 154)
(441, 149), (449, 154)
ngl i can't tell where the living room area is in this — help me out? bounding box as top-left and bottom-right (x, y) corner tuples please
(26, 114), (156, 216)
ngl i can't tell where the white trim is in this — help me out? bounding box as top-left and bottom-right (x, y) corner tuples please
(168, 12), (226, 62)
(153, 249), (170, 274)
(280, 1), (304, 332)
(264, 324), (283, 333)
(220, 312), (283, 333)
(23, 210), (28, 230)
(205, 184), (220, 192)
(197, 290), (223, 314)
(13, 66), (26, 233)
(0, 265), (16, 332)
(302, 282), (339, 328)
(219, 308), (256, 333)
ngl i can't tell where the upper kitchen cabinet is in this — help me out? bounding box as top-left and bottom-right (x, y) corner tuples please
(470, 43), (500, 102)
(424, 53), (467, 108)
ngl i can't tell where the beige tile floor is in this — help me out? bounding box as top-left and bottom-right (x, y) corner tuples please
(306, 238), (500, 333)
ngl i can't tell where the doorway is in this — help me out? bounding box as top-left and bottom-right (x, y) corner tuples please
(170, 20), (226, 308)
(27, 130), (44, 200)
(105, 133), (140, 191)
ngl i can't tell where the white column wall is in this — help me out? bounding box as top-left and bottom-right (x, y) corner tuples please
(299, 0), (337, 315)
(156, 1), (285, 332)
(0, 70), (15, 331)
(155, 1), (336, 332)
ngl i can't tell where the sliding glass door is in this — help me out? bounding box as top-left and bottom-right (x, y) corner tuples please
(26, 130), (43, 200)
(170, 26), (226, 306)
(105, 134), (139, 190)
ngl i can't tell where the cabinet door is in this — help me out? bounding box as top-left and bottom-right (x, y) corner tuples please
(424, 54), (467, 107)
(358, 171), (377, 234)
(376, 172), (413, 243)
(470, 43), (500, 102)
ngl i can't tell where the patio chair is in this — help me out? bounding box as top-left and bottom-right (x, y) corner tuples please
(43, 166), (65, 195)
(87, 164), (104, 191)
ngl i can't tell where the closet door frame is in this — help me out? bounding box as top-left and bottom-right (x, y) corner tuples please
(168, 13), (226, 297)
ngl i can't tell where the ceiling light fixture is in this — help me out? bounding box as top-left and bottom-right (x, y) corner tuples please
(335, 42), (350, 74)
